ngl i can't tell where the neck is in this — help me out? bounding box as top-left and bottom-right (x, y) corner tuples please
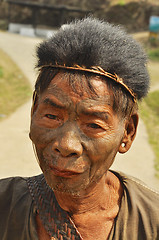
(53, 171), (123, 215)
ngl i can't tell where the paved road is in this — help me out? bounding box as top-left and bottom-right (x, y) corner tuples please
(0, 31), (41, 177)
(0, 31), (159, 191)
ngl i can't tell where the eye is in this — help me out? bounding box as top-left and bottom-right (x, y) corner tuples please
(45, 114), (58, 120)
(87, 123), (102, 129)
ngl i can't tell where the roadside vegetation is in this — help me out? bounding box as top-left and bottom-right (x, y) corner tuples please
(148, 45), (159, 61)
(148, 60), (159, 87)
(139, 90), (159, 178)
(131, 34), (159, 176)
(0, 48), (31, 121)
(138, 44), (159, 177)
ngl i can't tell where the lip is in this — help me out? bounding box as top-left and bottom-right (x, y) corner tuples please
(49, 166), (81, 178)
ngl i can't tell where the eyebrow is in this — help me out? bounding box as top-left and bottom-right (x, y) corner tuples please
(43, 98), (65, 109)
(80, 109), (110, 120)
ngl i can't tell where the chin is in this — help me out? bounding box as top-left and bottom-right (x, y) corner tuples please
(52, 185), (82, 197)
(43, 171), (89, 196)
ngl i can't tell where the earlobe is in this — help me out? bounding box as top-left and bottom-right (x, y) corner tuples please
(118, 113), (139, 154)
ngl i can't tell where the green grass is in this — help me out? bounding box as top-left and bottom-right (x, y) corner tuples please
(0, 48), (32, 120)
(147, 61), (159, 87)
(148, 47), (159, 61)
(145, 46), (159, 177)
(118, 0), (125, 6)
(139, 90), (159, 178)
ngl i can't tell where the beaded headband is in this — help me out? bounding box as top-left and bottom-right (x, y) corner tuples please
(37, 64), (136, 103)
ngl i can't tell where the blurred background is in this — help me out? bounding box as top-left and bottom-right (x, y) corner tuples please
(0, 0), (159, 191)
(1, 0), (159, 34)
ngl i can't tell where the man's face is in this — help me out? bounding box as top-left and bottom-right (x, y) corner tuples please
(30, 73), (125, 195)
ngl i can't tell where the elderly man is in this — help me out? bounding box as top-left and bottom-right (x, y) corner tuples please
(0, 17), (159, 240)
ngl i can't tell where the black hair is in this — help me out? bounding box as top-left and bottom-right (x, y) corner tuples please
(36, 17), (149, 100)
(35, 17), (150, 119)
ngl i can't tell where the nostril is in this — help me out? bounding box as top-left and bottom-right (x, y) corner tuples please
(54, 148), (77, 157)
(69, 153), (77, 157)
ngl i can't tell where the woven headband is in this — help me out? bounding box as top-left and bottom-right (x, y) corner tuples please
(36, 64), (136, 103)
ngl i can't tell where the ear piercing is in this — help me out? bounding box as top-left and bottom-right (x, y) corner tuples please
(121, 142), (126, 148)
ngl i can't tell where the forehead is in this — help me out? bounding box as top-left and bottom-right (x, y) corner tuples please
(41, 72), (112, 103)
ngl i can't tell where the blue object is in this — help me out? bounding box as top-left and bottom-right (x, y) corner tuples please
(149, 16), (159, 33)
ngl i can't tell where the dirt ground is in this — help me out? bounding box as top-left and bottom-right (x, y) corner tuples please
(0, 31), (159, 192)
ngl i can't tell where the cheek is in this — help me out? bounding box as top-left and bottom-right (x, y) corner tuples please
(29, 121), (57, 146)
(29, 121), (59, 162)
(29, 126), (52, 170)
(86, 133), (121, 162)
(86, 135), (121, 180)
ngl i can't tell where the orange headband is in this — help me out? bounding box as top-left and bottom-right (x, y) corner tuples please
(35, 64), (137, 103)
(39, 64), (136, 103)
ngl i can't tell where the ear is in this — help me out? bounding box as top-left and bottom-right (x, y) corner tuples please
(31, 91), (39, 117)
(118, 112), (139, 154)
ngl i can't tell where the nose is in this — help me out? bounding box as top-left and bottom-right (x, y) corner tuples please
(52, 125), (83, 157)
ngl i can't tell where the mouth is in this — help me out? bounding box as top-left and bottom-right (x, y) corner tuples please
(49, 166), (81, 178)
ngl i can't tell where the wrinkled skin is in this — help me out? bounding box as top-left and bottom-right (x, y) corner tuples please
(30, 73), (132, 196)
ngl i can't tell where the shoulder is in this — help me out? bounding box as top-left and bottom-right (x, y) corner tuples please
(0, 176), (39, 240)
(116, 171), (159, 215)
(112, 170), (159, 201)
(118, 171), (159, 204)
(0, 176), (32, 209)
(0, 175), (29, 193)
(0, 176), (31, 207)
(113, 171), (159, 239)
